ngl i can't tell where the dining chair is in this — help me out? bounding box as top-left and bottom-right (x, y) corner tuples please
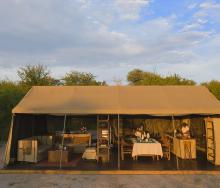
(161, 135), (171, 160)
(120, 138), (133, 160)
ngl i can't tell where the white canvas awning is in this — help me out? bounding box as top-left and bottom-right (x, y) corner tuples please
(12, 86), (220, 115)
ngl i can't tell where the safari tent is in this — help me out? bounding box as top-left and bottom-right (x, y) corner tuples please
(4, 86), (220, 170)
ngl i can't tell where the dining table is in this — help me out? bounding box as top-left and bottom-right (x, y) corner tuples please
(132, 138), (163, 160)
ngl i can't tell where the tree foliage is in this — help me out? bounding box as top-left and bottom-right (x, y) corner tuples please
(0, 81), (28, 141)
(17, 65), (54, 87)
(127, 69), (196, 86)
(62, 71), (106, 86)
(202, 80), (220, 100)
(163, 74), (196, 85)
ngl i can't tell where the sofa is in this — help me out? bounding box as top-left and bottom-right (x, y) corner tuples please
(17, 136), (53, 163)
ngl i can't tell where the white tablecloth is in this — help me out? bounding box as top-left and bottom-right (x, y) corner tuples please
(132, 140), (163, 157)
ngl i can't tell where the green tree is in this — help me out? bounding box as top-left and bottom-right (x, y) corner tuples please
(63, 71), (105, 86)
(127, 69), (196, 86)
(127, 69), (145, 85)
(202, 80), (220, 100)
(127, 69), (165, 85)
(0, 80), (28, 141)
(141, 72), (164, 85)
(163, 74), (196, 85)
(17, 64), (54, 87)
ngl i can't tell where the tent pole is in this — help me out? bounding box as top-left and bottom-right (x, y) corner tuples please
(172, 115), (176, 137)
(60, 114), (67, 169)
(117, 114), (120, 169)
(172, 115), (179, 170)
(4, 114), (15, 166)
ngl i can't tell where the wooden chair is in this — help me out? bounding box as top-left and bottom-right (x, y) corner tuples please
(161, 135), (171, 160)
(121, 138), (133, 160)
(183, 140), (192, 159)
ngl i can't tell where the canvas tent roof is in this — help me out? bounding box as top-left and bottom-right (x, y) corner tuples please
(12, 86), (220, 115)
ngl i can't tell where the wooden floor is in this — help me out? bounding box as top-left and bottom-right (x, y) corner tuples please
(5, 150), (220, 171)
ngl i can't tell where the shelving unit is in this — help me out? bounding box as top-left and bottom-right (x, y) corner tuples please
(97, 115), (110, 163)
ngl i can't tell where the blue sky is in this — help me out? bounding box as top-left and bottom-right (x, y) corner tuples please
(0, 0), (220, 84)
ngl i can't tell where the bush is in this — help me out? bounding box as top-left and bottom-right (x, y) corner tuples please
(62, 71), (105, 86)
(127, 69), (196, 86)
(0, 81), (28, 141)
(18, 64), (55, 87)
(202, 80), (220, 100)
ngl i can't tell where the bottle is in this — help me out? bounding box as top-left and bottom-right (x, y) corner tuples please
(174, 129), (177, 137)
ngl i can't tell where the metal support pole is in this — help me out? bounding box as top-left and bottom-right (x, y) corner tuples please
(172, 115), (179, 170)
(117, 114), (120, 169)
(59, 114), (67, 169)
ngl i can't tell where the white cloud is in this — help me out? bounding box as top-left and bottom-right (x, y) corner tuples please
(114, 0), (150, 20)
(197, 19), (207, 24)
(193, 1), (220, 24)
(0, 0), (220, 84)
(188, 3), (197, 9)
(181, 23), (201, 31)
(199, 1), (220, 9)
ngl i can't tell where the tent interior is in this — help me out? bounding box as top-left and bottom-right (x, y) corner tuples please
(5, 113), (220, 171)
(4, 86), (220, 170)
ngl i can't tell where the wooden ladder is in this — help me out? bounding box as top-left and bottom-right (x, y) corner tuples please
(205, 118), (216, 164)
(97, 115), (110, 163)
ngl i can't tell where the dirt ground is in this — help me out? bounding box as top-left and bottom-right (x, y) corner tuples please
(0, 174), (219, 188)
(0, 145), (220, 188)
